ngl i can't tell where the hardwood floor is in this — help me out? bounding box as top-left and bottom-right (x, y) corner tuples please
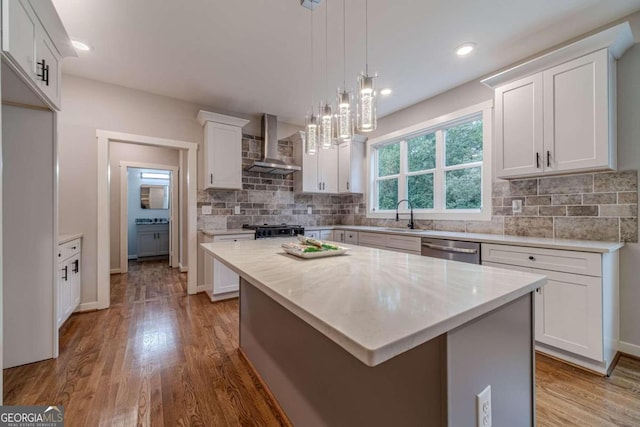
(3, 259), (640, 426)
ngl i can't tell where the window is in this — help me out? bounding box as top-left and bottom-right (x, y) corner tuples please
(368, 102), (492, 220)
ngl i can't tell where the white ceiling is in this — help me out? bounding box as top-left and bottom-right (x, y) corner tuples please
(53, 0), (640, 126)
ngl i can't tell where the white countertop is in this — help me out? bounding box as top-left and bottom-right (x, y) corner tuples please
(201, 238), (546, 366)
(333, 226), (624, 253)
(58, 233), (83, 245)
(200, 229), (256, 237)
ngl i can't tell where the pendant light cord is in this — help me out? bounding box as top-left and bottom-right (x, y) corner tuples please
(310, 4), (314, 108)
(365, 0), (369, 75)
(325, 0), (329, 100)
(343, 0), (346, 88)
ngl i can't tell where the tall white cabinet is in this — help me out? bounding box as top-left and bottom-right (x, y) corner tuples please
(1, 0), (74, 371)
(485, 24), (633, 179)
(338, 136), (366, 194)
(196, 111), (250, 190)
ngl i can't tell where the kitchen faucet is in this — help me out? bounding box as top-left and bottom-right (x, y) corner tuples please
(396, 199), (414, 229)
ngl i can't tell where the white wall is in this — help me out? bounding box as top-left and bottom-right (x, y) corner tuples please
(126, 168), (171, 259)
(617, 43), (640, 352)
(109, 143), (178, 269)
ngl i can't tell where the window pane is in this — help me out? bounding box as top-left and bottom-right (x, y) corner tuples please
(377, 143), (400, 177)
(446, 167), (481, 209)
(377, 179), (398, 210)
(407, 133), (436, 172)
(407, 173), (434, 209)
(445, 119), (483, 166)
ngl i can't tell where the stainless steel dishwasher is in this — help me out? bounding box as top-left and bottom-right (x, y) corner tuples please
(421, 237), (481, 264)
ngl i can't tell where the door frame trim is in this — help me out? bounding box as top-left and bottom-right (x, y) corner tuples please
(97, 130), (198, 309)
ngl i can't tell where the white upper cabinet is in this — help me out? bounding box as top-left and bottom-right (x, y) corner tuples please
(197, 111), (250, 190)
(293, 134), (338, 194)
(485, 23), (633, 179)
(338, 136), (366, 194)
(1, 0), (75, 110)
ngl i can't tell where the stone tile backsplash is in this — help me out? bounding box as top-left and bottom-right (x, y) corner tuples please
(198, 137), (637, 243)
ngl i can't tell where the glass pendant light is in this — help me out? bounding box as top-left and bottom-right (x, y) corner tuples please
(336, 0), (353, 142)
(357, 0), (377, 132)
(319, 0), (333, 149)
(304, 2), (317, 155)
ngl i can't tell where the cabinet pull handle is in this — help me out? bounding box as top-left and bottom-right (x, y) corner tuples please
(536, 287), (542, 295)
(37, 59), (49, 86)
(347, 181), (349, 190)
(318, 182), (321, 190)
(546, 150), (551, 167)
(210, 173), (213, 184)
(528, 255), (536, 261)
(62, 266), (68, 281)
(72, 260), (79, 273)
(322, 182), (325, 190)
(536, 152), (541, 168)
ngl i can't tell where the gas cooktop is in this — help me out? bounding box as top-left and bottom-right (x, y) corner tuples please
(242, 224), (304, 239)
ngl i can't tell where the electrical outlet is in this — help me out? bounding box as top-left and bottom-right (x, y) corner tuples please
(512, 199), (522, 214)
(355, 206), (359, 214)
(307, 206), (313, 215)
(476, 385), (492, 427)
(234, 205), (241, 215)
(201, 205), (212, 215)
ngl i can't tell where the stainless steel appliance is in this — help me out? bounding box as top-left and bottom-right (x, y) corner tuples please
(421, 237), (480, 264)
(243, 224), (304, 239)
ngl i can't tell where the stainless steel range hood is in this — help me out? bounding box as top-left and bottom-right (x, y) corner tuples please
(245, 114), (301, 175)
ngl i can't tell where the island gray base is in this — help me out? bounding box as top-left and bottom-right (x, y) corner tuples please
(239, 279), (534, 427)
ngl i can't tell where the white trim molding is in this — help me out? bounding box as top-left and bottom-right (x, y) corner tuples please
(366, 101), (493, 221)
(110, 268), (121, 275)
(620, 341), (640, 358)
(96, 130), (199, 311)
(77, 302), (99, 312)
(179, 263), (189, 273)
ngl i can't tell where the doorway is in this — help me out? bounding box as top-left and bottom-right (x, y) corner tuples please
(96, 130), (198, 310)
(120, 164), (179, 273)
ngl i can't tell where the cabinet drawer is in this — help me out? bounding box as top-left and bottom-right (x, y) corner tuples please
(385, 235), (421, 253)
(358, 232), (386, 248)
(482, 243), (601, 277)
(58, 238), (81, 261)
(213, 234), (254, 242)
(344, 231), (358, 244)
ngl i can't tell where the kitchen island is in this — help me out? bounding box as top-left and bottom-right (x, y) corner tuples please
(201, 238), (546, 427)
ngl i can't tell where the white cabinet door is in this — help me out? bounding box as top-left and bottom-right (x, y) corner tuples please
(2, 0), (36, 81)
(344, 231), (358, 245)
(338, 140), (365, 193)
(319, 147), (338, 193)
(495, 74), (544, 178)
(57, 263), (65, 327)
(62, 261), (72, 319)
(338, 142), (351, 193)
(213, 258), (240, 294)
(157, 229), (170, 256)
(34, 30), (61, 109)
(334, 230), (345, 243)
(537, 269), (603, 361)
(319, 230), (333, 241)
(70, 255), (81, 310)
(205, 122), (243, 189)
(301, 150), (320, 192)
(543, 49), (610, 173)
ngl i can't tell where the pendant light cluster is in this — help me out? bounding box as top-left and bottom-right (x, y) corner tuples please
(304, 0), (377, 155)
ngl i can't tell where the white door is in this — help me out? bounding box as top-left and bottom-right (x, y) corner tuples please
(338, 142), (351, 193)
(319, 147), (338, 193)
(495, 74), (544, 178)
(543, 49), (609, 173)
(157, 228), (170, 256)
(301, 150), (319, 192)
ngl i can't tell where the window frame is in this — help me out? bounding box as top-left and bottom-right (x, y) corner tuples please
(366, 101), (493, 221)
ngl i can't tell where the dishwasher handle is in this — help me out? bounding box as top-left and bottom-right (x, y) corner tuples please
(421, 243), (478, 254)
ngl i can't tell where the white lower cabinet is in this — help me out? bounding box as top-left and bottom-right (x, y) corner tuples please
(482, 243), (618, 374)
(334, 230), (346, 243)
(57, 238), (82, 328)
(199, 232), (254, 302)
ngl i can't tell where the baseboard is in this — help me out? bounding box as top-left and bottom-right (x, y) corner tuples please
(128, 255), (137, 260)
(179, 263), (189, 273)
(619, 341), (640, 358)
(77, 301), (99, 312)
(196, 285), (209, 294)
(110, 268), (121, 275)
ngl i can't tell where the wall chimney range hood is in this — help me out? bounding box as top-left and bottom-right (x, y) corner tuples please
(245, 114), (302, 175)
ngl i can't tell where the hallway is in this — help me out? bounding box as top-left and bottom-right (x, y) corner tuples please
(3, 261), (640, 425)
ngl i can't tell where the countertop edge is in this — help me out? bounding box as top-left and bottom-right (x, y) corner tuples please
(58, 233), (83, 245)
(200, 229), (256, 237)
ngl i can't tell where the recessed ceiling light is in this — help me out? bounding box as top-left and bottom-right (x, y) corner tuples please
(456, 43), (476, 57)
(71, 39), (92, 52)
(380, 88), (392, 96)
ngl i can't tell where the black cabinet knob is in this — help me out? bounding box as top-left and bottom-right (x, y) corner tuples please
(528, 256), (536, 261)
